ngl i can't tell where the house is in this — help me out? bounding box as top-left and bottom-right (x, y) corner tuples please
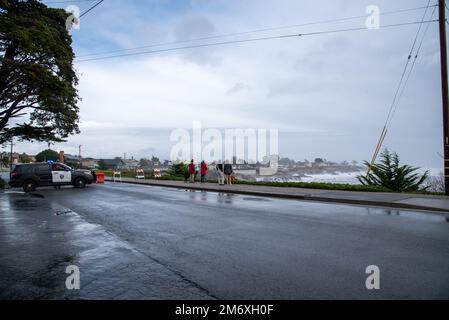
(101, 158), (125, 170)
(81, 158), (98, 170)
(122, 158), (139, 170)
(64, 154), (81, 168)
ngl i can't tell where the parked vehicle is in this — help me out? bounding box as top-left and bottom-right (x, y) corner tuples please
(9, 162), (95, 192)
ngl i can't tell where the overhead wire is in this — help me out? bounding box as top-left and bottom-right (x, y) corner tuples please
(367, 0), (434, 175)
(387, 4), (438, 129)
(79, 0), (104, 18)
(76, 4), (437, 58)
(75, 19), (439, 63)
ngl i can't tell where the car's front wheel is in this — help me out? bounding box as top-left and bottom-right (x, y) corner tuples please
(23, 180), (36, 193)
(74, 178), (87, 189)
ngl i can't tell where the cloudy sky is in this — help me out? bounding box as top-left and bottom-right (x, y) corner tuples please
(9, 0), (444, 168)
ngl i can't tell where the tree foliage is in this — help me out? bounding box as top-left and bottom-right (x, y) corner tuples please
(168, 161), (187, 177)
(0, 151), (8, 167)
(19, 152), (31, 163)
(0, 0), (80, 144)
(358, 149), (429, 192)
(35, 149), (58, 162)
(139, 158), (152, 168)
(97, 159), (107, 171)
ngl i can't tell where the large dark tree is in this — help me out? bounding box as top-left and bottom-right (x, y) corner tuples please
(0, 0), (80, 145)
(35, 148), (58, 162)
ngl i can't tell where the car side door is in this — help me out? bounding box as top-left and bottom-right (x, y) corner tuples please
(35, 164), (52, 186)
(51, 164), (73, 185)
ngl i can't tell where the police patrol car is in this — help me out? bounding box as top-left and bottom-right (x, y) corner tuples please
(9, 162), (95, 192)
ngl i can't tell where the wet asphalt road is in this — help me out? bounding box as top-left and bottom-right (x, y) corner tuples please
(1, 182), (449, 300)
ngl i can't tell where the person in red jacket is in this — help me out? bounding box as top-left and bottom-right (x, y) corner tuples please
(188, 160), (195, 183)
(200, 161), (207, 183)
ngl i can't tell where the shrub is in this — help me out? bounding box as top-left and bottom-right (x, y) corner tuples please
(358, 149), (429, 192)
(168, 162), (187, 177)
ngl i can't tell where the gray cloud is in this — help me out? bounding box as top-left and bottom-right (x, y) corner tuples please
(227, 82), (250, 95)
(8, 0), (443, 170)
(173, 16), (222, 66)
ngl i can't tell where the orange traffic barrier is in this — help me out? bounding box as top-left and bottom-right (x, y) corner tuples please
(96, 172), (105, 184)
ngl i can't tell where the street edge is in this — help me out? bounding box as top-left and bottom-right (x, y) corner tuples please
(104, 178), (449, 217)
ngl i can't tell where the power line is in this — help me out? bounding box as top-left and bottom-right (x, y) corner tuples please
(45, 0), (105, 18)
(387, 4), (438, 128)
(79, 0), (104, 18)
(77, 4), (437, 58)
(75, 19), (439, 63)
(43, 0), (99, 3)
(367, 0), (433, 173)
(384, 0), (433, 128)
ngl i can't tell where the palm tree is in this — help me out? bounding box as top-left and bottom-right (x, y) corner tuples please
(358, 149), (429, 192)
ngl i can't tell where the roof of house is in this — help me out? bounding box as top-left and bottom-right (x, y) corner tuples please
(123, 159), (139, 165)
(102, 159), (125, 166)
(64, 154), (79, 161)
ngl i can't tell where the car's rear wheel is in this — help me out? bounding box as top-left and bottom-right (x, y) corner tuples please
(23, 180), (36, 193)
(74, 178), (86, 189)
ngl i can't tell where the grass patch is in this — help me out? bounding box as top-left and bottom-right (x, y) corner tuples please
(235, 181), (445, 195)
(153, 175), (186, 182)
(235, 180), (391, 193)
(0, 177), (5, 189)
(97, 170), (445, 195)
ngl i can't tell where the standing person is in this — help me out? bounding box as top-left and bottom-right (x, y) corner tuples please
(216, 162), (225, 185)
(200, 161), (207, 183)
(188, 160), (195, 183)
(224, 161), (233, 185)
(194, 162), (199, 182)
(183, 164), (190, 183)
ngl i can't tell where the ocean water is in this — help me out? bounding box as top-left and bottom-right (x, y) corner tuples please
(296, 168), (442, 185)
(299, 171), (365, 184)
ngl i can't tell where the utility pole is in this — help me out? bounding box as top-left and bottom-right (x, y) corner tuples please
(439, 0), (449, 195)
(78, 145), (82, 169)
(9, 137), (14, 173)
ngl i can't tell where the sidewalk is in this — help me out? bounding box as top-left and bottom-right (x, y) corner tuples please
(105, 177), (449, 214)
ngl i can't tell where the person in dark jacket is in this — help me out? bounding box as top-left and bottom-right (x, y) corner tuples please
(223, 161), (233, 185)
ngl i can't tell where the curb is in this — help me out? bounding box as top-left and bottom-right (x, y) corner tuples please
(104, 178), (449, 216)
